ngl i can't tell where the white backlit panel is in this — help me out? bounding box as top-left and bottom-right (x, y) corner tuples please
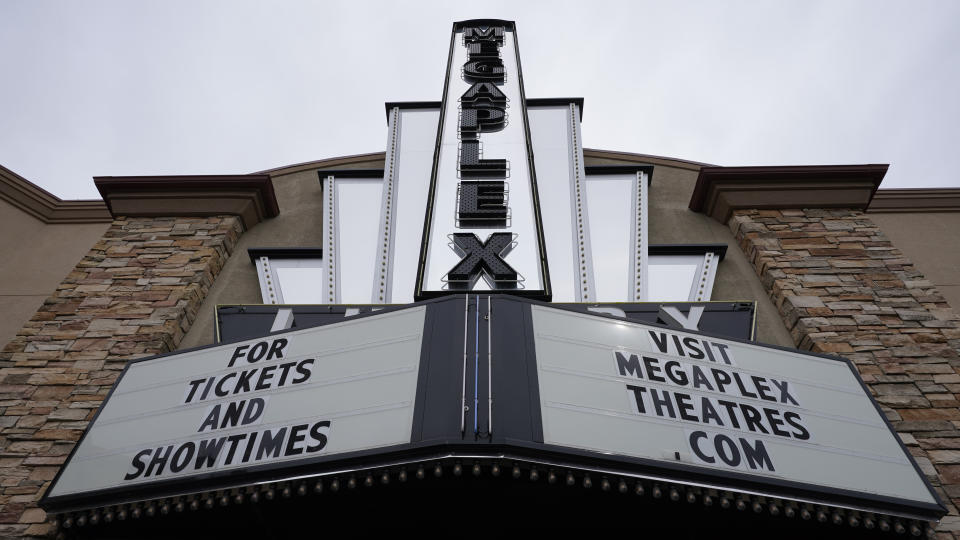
(528, 104), (592, 302)
(585, 174), (634, 302)
(531, 305), (938, 508)
(385, 107), (440, 304)
(335, 178), (383, 303)
(275, 265), (326, 304)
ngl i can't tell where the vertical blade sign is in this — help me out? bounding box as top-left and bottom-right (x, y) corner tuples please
(416, 21), (551, 300)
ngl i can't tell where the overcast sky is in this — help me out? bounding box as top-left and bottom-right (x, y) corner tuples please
(1, 1), (957, 199)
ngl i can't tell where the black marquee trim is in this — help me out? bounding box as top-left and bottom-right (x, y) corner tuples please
(247, 247), (323, 262)
(383, 101), (441, 121)
(584, 164), (655, 181)
(526, 97), (584, 119)
(38, 443), (947, 521)
(649, 243), (728, 261)
(315, 168), (385, 179)
(453, 19), (516, 31)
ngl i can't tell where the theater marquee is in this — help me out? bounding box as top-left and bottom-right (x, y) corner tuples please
(42, 297), (943, 523)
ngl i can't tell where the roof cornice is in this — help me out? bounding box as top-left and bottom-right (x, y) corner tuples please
(94, 175), (280, 230)
(867, 188), (960, 213)
(689, 164), (889, 223)
(0, 165), (111, 224)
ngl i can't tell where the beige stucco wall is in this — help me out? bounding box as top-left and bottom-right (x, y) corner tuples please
(868, 212), (960, 310)
(180, 161), (383, 349)
(181, 156), (795, 350)
(0, 198), (109, 348)
(640, 162), (795, 348)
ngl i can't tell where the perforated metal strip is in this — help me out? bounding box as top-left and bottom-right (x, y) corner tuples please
(323, 175), (338, 304)
(373, 108), (400, 303)
(632, 171), (649, 301)
(693, 252), (718, 301)
(569, 103), (595, 302)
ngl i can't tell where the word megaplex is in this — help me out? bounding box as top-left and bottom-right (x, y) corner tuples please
(124, 337), (331, 481)
(615, 330), (812, 473)
(447, 25), (519, 288)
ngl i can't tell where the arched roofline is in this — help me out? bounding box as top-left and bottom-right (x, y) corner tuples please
(256, 148), (712, 178)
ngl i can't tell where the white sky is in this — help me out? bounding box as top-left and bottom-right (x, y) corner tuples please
(1, 0), (958, 199)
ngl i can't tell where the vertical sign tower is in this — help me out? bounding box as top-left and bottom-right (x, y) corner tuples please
(416, 20), (551, 300)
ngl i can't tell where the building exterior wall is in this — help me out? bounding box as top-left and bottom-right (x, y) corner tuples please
(730, 208), (960, 535)
(869, 212), (960, 311)
(0, 199), (110, 348)
(0, 216), (242, 538)
(2, 152), (959, 535)
(180, 164), (382, 350)
(645, 163), (795, 348)
(182, 157), (795, 351)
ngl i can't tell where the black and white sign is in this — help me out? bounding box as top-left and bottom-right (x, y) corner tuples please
(41, 296), (945, 521)
(45, 306), (426, 499)
(416, 20), (550, 300)
(530, 304), (940, 509)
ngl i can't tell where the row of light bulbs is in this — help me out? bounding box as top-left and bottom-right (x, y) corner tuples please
(57, 457), (935, 537)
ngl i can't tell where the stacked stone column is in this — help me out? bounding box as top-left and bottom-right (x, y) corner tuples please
(730, 208), (960, 537)
(0, 216), (242, 538)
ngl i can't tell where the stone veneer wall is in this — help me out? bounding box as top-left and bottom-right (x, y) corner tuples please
(0, 216), (242, 538)
(730, 208), (960, 536)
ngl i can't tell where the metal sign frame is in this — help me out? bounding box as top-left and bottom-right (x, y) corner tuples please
(41, 296), (945, 524)
(415, 19), (552, 301)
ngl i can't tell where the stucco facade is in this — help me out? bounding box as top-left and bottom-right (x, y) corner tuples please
(0, 153), (959, 537)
